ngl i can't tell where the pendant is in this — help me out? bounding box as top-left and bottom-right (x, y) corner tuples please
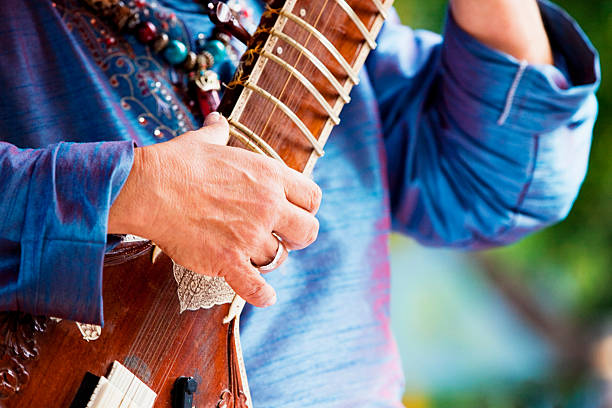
(194, 70), (222, 118)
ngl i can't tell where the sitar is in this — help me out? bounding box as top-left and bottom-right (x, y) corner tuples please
(0, 0), (391, 406)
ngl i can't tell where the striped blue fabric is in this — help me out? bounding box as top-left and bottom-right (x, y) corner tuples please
(0, 0), (600, 406)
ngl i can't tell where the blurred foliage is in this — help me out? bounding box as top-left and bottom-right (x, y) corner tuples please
(394, 0), (612, 322)
(393, 0), (611, 406)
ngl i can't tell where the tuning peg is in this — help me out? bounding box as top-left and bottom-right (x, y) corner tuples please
(205, 1), (252, 45)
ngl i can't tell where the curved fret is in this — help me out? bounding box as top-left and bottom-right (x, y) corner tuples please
(332, 0), (377, 49)
(228, 119), (285, 162)
(243, 81), (325, 156)
(269, 29), (351, 104)
(279, 10), (360, 84)
(229, 126), (266, 156)
(371, 0), (388, 19)
(258, 49), (340, 125)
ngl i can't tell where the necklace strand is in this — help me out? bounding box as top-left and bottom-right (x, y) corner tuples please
(79, 0), (254, 118)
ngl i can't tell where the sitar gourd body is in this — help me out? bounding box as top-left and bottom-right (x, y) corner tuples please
(0, 0), (391, 406)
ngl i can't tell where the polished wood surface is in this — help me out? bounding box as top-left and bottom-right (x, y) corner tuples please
(220, 0), (389, 175)
(1, 247), (247, 408)
(0, 0), (391, 405)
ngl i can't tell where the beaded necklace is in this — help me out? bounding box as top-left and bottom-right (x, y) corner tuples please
(79, 0), (255, 120)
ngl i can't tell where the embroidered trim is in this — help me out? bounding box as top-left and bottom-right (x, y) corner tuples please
(172, 262), (235, 312)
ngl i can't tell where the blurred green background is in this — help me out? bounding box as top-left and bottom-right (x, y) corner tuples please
(389, 1), (611, 407)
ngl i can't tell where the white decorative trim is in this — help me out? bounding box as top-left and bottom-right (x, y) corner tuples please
(76, 322), (102, 341)
(173, 262), (235, 313)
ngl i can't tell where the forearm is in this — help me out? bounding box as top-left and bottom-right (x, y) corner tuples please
(450, 0), (553, 65)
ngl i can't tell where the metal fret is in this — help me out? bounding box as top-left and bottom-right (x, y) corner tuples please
(229, 126), (266, 155)
(269, 28), (351, 103)
(279, 10), (360, 84)
(332, 0), (377, 49)
(228, 119), (285, 162)
(257, 49), (340, 125)
(371, 0), (388, 19)
(243, 81), (325, 156)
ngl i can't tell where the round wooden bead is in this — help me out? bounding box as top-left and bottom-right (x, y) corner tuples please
(137, 21), (157, 43)
(152, 32), (169, 53)
(164, 40), (188, 65)
(182, 51), (197, 70)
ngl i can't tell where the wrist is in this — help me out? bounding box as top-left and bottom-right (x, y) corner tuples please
(108, 146), (159, 237)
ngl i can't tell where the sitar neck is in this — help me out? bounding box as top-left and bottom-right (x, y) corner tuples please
(218, 0), (392, 175)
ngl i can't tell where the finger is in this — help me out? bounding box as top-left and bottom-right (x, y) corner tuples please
(224, 265), (277, 307)
(193, 112), (230, 145)
(275, 204), (319, 250)
(281, 168), (322, 214)
(250, 234), (288, 272)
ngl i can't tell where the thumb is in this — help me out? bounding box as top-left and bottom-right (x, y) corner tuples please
(195, 112), (230, 146)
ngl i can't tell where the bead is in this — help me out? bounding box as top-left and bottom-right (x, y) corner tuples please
(105, 36), (117, 46)
(137, 21), (157, 43)
(197, 88), (220, 118)
(152, 32), (169, 53)
(163, 40), (188, 65)
(134, 0), (146, 7)
(182, 51), (197, 70)
(195, 32), (207, 53)
(204, 40), (226, 64)
(125, 12), (141, 31)
(113, 4), (134, 30)
(213, 31), (232, 46)
(197, 51), (214, 69)
(196, 54), (208, 70)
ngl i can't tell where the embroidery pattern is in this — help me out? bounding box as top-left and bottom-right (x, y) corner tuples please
(54, 0), (198, 141)
(0, 313), (51, 400)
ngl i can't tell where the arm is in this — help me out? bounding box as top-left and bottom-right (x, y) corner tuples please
(450, 0), (553, 65)
(1, 115), (321, 324)
(0, 140), (134, 324)
(367, 1), (600, 248)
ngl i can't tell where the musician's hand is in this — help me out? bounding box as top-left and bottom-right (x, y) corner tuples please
(109, 113), (322, 307)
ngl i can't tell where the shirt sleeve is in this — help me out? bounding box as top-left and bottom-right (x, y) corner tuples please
(367, 0), (601, 249)
(0, 140), (134, 324)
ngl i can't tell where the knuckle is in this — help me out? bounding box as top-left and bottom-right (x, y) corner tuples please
(308, 184), (323, 212)
(243, 282), (267, 302)
(257, 156), (281, 179)
(304, 217), (319, 246)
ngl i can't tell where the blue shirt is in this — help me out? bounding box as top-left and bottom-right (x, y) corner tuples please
(0, 0), (600, 406)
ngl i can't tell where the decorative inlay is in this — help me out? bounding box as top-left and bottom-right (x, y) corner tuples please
(172, 263), (235, 313)
(76, 322), (102, 341)
(0, 312), (50, 399)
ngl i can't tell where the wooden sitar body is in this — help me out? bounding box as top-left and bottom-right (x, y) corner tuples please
(0, 0), (391, 405)
(0, 242), (248, 408)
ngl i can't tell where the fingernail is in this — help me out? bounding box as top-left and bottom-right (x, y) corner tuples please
(204, 111), (221, 125)
(263, 293), (277, 307)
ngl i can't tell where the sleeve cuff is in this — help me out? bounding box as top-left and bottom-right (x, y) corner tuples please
(442, 0), (600, 132)
(18, 140), (134, 325)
